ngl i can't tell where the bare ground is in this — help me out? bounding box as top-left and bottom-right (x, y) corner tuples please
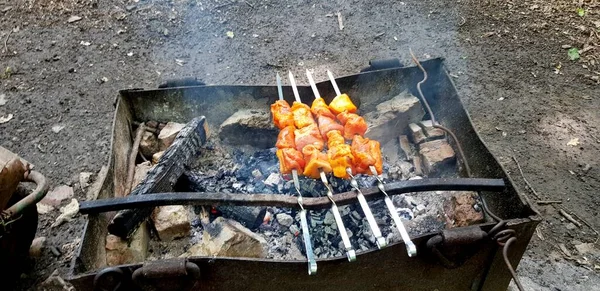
(0, 0), (598, 290)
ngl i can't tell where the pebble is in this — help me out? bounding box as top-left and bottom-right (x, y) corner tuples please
(415, 204), (426, 216)
(404, 196), (417, 207)
(351, 211), (362, 221)
(289, 225), (300, 236)
(29, 237), (46, 257)
(323, 211), (335, 225)
(276, 213), (293, 227)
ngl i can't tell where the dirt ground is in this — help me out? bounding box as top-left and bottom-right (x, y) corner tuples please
(1, 0), (598, 290)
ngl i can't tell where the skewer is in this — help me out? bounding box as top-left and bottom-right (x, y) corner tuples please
(327, 70), (342, 97)
(310, 69), (387, 249)
(277, 73), (317, 274)
(370, 166), (417, 257)
(290, 71), (356, 261)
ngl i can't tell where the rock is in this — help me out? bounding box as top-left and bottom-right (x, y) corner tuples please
(219, 109), (277, 148)
(324, 211), (336, 225)
(78, 172), (93, 190)
(398, 135), (413, 160)
(158, 122), (185, 150)
(67, 15), (82, 23)
(41, 185), (74, 206)
(418, 139), (456, 175)
(133, 161), (154, 189)
(444, 192), (484, 227)
(276, 213), (294, 227)
(420, 120), (445, 140)
(408, 123), (426, 144)
(264, 172), (281, 187)
(185, 217), (267, 258)
(39, 269), (75, 291)
(398, 161), (413, 177)
(106, 222), (149, 266)
(415, 204), (426, 216)
(289, 224), (300, 236)
(363, 92), (424, 145)
(37, 203), (55, 214)
(152, 150), (165, 164)
(51, 198), (79, 227)
(152, 205), (191, 241)
(29, 236), (47, 257)
(573, 243), (595, 255)
(139, 131), (159, 158)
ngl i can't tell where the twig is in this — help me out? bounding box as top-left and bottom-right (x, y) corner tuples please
(244, 1), (254, 8)
(559, 209), (582, 228)
(336, 12), (344, 30)
(536, 200), (562, 205)
(512, 156), (541, 199)
(567, 209), (600, 242)
(125, 124), (146, 196)
(4, 29), (13, 55)
(214, 1), (235, 10)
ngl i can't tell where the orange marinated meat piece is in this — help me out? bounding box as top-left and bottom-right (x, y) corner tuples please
(291, 101), (317, 129)
(270, 100), (295, 129)
(316, 115), (344, 141)
(329, 94), (357, 115)
(337, 112), (368, 140)
(326, 131), (354, 179)
(276, 148), (305, 174)
(276, 126), (296, 149)
(351, 135), (383, 175)
(310, 97), (335, 119)
(302, 145), (332, 179)
(294, 124), (324, 152)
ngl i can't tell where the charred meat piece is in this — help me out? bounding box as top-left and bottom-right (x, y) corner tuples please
(329, 94), (357, 115)
(276, 148), (305, 174)
(291, 101), (317, 129)
(302, 145), (332, 179)
(337, 112), (368, 140)
(294, 124), (324, 152)
(351, 135), (383, 175)
(270, 100), (295, 129)
(327, 130), (355, 179)
(276, 125), (296, 149)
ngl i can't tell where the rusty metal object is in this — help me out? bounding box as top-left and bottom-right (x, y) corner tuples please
(426, 226), (488, 269)
(79, 178), (505, 214)
(132, 259), (201, 291)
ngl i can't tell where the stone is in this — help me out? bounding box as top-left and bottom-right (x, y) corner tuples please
(219, 109), (277, 149)
(415, 204), (426, 216)
(398, 161), (413, 178)
(39, 269), (75, 291)
(133, 161), (154, 189)
(363, 91), (424, 145)
(408, 123), (426, 144)
(419, 120), (445, 140)
(78, 172), (93, 190)
(412, 156), (423, 176)
(276, 213), (294, 227)
(324, 211), (336, 225)
(158, 122), (185, 150)
(398, 135), (413, 160)
(289, 224), (300, 236)
(573, 243), (595, 255)
(264, 172), (281, 187)
(152, 151), (164, 164)
(37, 203), (55, 214)
(105, 222), (149, 266)
(444, 192), (484, 227)
(152, 205), (191, 241)
(29, 236), (47, 257)
(67, 15), (82, 23)
(418, 139), (456, 175)
(139, 131), (159, 158)
(185, 217), (267, 258)
(41, 185), (74, 206)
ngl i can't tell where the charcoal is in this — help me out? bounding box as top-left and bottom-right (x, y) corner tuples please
(217, 206), (266, 229)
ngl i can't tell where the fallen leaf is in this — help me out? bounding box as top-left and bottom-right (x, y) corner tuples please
(0, 113), (13, 123)
(67, 15), (82, 23)
(568, 48), (580, 61)
(226, 31), (234, 38)
(51, 198), (79, 227)
(576, 7), (585, 17)
(52, 124), (65, 133)
(567, 138), (580, 147)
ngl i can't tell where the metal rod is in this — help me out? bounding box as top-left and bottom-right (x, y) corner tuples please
(327, 70), (342, 96)
(276, 73), (284, 101)
(320, 171), (356, 262)
(292, 169), (317, 275)
(370, 166), (416, 257)
(306, 69), (321, 100)
(346, 168), (387, 249)
(79, 178), (506, 213)
(288, 71), (302, 103)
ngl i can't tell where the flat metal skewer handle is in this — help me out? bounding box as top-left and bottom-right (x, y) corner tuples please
(291, 170), (317, 274)
(327, 70), (343, 96)
(320, 171), (356, 262)
(346, 168), (387, 249)
(370, 166), (416, 257)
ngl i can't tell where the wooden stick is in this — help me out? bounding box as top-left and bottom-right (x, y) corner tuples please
(512, 156), (541, 199)
(559, 209), (582, 228)
(536, 200), (562, 205)
(124, 124), (146, 196)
